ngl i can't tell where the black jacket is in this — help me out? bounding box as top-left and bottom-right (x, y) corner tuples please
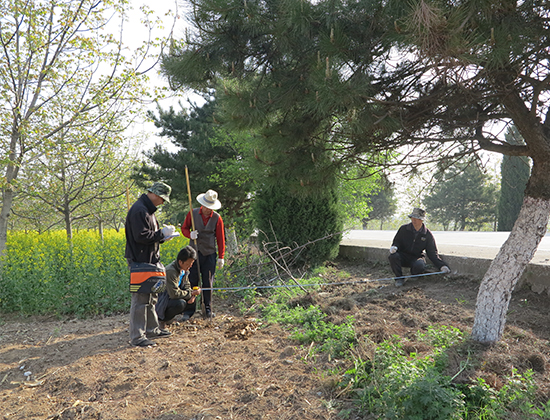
(391, 223), (448, 269)
(124, 194), (164, 264)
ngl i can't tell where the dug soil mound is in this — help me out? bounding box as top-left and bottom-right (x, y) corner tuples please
(1, 259), (550, 419)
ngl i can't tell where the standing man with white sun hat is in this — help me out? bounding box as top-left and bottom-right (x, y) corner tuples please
(181, 189), (225, 319)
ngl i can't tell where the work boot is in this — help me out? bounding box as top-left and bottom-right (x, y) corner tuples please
(394, 278), (406, 287)
(155, 329), (171, 337)
(134, 339), (157, 347)
(147, 326), (172, 338)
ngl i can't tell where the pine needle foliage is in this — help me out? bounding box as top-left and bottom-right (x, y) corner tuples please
(134, 99), (255, 226)
(162, 0), (398, 190)
(163, 0), (550, 198)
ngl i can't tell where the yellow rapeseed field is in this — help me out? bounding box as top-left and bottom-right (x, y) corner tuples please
(0, 229), (190, 316)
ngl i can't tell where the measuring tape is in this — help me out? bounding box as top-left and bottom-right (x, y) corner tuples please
(194, 270), (446, 292)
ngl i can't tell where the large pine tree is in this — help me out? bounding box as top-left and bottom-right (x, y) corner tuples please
(161, 0), (550, 343)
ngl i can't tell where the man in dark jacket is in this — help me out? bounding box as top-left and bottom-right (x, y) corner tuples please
(125, 181), (176, 347)
(388, 207), (450, 286)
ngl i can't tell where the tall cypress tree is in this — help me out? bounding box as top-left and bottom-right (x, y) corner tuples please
(497, 126), (531, 231)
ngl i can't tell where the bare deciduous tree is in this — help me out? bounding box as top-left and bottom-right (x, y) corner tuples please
(0, 0), (172, 252)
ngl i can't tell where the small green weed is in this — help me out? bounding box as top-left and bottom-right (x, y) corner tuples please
(259, 288), (356, 358)
(518, 298), (529, 308)
(416, 325), (463, 349)
(291, 315), (355, 358)
(311, 265), (351, 282)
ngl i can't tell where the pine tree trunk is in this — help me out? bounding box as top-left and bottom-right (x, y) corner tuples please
(471, 196), (550, 343)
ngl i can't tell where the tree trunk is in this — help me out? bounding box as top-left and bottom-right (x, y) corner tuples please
(99, 219), (104, 242)
(0, 189), (14, 256)
(0, 134), (20, 256)
(471, 196), (550, 344)
(64, 204), (73, 248)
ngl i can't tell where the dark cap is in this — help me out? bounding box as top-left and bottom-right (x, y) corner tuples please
(408, 207), (426, 221)
(148, 181), (171, 203)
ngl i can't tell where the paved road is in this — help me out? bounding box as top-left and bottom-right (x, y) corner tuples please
(341, 230), (550, 265)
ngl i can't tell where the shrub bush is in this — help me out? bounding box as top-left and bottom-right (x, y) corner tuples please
(253, 183), (342, 268)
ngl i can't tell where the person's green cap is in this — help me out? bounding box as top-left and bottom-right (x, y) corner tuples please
(148, 181), (172, 203)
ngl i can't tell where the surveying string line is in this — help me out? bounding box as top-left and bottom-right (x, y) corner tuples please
(197, 271), (446, 292)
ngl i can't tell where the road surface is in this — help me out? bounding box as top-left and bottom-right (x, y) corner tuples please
(342, 230), (550, 265)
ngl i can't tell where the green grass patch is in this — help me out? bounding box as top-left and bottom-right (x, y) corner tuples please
(255, 285), (550, 420)
(259, 284), (355, 358)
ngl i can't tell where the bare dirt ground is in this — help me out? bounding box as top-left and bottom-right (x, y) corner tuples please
(2, 259), (550, 420)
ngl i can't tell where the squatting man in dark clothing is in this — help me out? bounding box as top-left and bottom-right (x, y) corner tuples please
(388, 207), (451, 287)
(125, 181), (177, 347)
(155, 246), (202, 330)
(181, 189), (226, 319)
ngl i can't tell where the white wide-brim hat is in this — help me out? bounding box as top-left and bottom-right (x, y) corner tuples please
(197, 189), (222, 210)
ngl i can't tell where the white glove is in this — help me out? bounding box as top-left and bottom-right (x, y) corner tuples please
(161, 225), (175, 238)
(217, 258), (224, 269)
(441, 265), (451, 274)
(190, 230), (199, 240)
(389, 246), (398, 254)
